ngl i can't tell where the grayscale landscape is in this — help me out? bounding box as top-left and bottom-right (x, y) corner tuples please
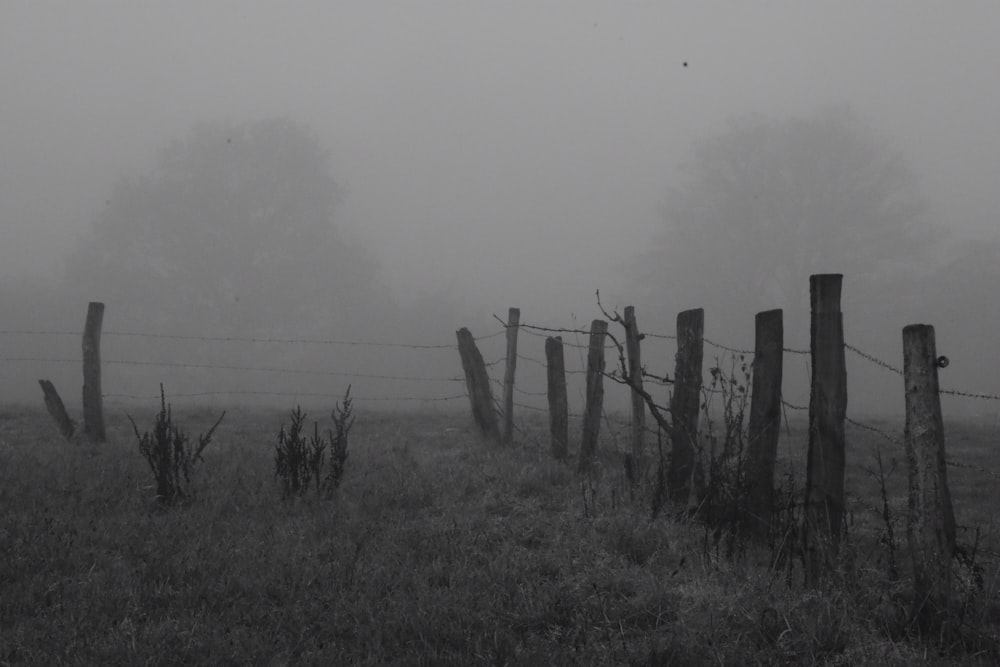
(2, 2), (999, 664)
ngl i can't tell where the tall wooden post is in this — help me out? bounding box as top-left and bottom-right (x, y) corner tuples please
(456, 328), (499, 440)
(903, 324), (955, 630)
(82, 301), (106, 442)
(545, 336), (568, 460)
(502, 308), (520, 445)
(668, 308), (704, 504)
(746, 309), (783, 536)
(804, 275), (847, 586)
(624, 306), (645, 479)
(579, 319), (607, 471)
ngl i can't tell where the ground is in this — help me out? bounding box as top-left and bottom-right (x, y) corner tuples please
(1, 405), (998, 665)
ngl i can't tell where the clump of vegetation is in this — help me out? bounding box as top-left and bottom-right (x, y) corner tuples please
(275, 386), (354, 499)
(694, 354), (754, 558)
(326, 387), (354, 489)
(127, 384), (225, 505)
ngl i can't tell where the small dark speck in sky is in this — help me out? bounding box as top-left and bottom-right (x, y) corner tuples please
(683, 61), (688, 67)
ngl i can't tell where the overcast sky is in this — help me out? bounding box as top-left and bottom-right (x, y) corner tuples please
(3, 1), (999, 316)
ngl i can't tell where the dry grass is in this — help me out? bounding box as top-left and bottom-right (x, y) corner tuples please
(1, 405), (998, 665)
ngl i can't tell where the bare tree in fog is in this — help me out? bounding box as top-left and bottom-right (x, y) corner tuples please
(633, 107), (939, 339)
(64, 118), (387, 336)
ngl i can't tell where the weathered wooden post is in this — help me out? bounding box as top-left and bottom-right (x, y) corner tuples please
(804, 275), (847, 586)
(579, 319), (607, 471)
(902, 324), (956, 629)
(545, 336), (568, 460)
(745, 309), (783, 536)
(502, 308), (520, 445)
(668, 308), (704, 504)
(624, 306), (645, 482)
(38, 379), (75, 441)
(456, 328), (499, 440)
(82, 301), (106, 442)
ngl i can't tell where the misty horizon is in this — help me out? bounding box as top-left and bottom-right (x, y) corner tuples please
(2, 2), (1000, 415)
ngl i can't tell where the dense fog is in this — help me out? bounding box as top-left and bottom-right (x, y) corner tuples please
(2, 2), (999, 418)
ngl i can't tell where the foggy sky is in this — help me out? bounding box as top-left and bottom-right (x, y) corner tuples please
(3, 1), (999, 319)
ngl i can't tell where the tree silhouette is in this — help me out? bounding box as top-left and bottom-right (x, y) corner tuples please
(633, 108), (938, 340)
(66, 118), (384, 335)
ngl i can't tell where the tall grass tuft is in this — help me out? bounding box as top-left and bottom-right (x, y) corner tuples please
(274, 386), (354, 500)
(128, 384), (225, 505)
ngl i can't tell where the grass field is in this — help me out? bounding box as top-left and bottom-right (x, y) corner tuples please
(1, 404), (999, 665)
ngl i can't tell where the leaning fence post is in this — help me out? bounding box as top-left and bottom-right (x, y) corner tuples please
(456, 327), (499, 440)
(39, 379), (75, 441)
(746, 309), (783, 536)
(579, 319), (607, 471)
(502, 308), (520, 445)
(903, 324), (956, 630)
(624, 306), (645, 481)
(668, 308), (704, 504)
(804, 274), (847, 586)
(82, 301), (106, 442)
(545, 336), (568, 460)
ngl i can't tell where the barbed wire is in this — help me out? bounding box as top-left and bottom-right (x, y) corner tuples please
(939, 388), (1000, 402)
(103, 390), (468, 403)
(516, 353), (548, 369)
(702, 337), (753, 356)
(0, 330), (78, 337)
(844, 343), (902, 375)
(512, 401), (547, 413)
(944, 458), (1000, 481)
(8, 320), (1000, 407)
(473, 330), (507, 342)
(0, 357), (80, 364)
(781, 399), (809, 411)
(515, 322), (618, 350)
(510, 400), (583, 420)
(0, 328), (475, 350)
(0, 356), (462, 383)
(639, 332), (676, 341)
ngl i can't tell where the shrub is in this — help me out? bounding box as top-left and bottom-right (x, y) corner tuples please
(326, 386), (354, 491)
(128, 384), (225, 505)
(275, 386), (354, 499)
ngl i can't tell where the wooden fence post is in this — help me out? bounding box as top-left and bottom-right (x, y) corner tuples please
(579, 319), (607, 471)
(624, 306), (645, 482)
(545, 336), (568, 460)
(804, 274), (847, 586)
(502, 308), (520, 445)
(903, 324), (956, 629)
(746, 309), (783, 536)
(82, 301), (106, 442)
(668, 308), (704, 504)
(39, 379), (75, 441)
(456, 327), (499, 440)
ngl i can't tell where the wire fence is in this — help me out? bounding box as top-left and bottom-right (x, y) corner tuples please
(6, 310), (1000, 552)
(9, 302), (1000, 582)
(0, 327), (505, 405)
(3, 318), (1000, 434)
(472, 319), (1000, 492)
